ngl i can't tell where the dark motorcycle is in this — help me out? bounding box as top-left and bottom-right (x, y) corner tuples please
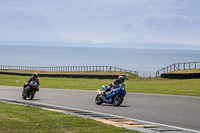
(22, 81), (38, 100)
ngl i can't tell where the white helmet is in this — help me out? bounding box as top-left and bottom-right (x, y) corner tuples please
(33, 73), (38, 78)
(119, 76), (124, 83)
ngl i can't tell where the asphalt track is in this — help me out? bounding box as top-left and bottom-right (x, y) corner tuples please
(0, 85), (200, 132)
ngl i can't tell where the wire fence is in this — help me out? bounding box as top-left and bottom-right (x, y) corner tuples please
(156, 61), (200, 77)
(137, 71), (157, 78)
(2, 61), (199, 78)
(0, 65), (138, 75)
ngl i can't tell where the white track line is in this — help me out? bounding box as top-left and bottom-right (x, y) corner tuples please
(1, 98), (199, 133)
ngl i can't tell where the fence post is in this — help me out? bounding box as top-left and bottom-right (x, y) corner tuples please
(170, 65), (171, 72)
(178, 63), (180, 70)
(189, 63), (191, 69)
(195, 62), (197, 69)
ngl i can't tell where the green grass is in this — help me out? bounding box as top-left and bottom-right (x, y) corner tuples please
(126, 78), (200, 96)
(0, 74), (200, 96)
(0, 102), (139, 133)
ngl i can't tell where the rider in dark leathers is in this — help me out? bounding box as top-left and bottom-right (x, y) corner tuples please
(102, 76), (125, 96)
(23, 73), (40, 91)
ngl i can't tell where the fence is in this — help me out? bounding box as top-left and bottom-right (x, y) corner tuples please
(156, 61), (200, 77)
(137, 71), (157, 78)
(0, 65), (138, 75)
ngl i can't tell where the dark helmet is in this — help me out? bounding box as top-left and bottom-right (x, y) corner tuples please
(33, 73), (38, 78)
(119, 76), (125, 83)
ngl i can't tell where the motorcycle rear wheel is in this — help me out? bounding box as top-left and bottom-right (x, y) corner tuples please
(95, 94), (103, 105)
(113, 94), (124, 106)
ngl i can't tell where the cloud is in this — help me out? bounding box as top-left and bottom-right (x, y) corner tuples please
(0, 0), (200, 44)
(125, 13), (188, 31)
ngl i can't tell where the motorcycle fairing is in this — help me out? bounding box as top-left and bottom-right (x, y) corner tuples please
(102, 85), (126, 104)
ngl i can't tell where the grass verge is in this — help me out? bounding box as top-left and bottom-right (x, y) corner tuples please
(0, 73), (200, 97)
(0, 102), (139, 133)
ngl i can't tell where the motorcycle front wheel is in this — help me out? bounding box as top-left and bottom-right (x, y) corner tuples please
(22, 88), (27, 99)
(22, 94), (27, 99)
(30, 90), (36, 100)
(95, 94), (103, 105)
(113, 94), (124, 106)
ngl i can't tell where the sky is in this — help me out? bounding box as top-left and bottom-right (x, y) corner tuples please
(0, 0), (200, 45)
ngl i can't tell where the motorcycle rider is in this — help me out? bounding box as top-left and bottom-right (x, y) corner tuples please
(23, 73), (40, 91)
(102, 76), (125, 96)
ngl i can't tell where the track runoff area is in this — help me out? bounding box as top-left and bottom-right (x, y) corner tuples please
(0, 98), (199, 133)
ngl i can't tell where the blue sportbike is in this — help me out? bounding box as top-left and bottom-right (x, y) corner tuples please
(95, 84), (126, 106)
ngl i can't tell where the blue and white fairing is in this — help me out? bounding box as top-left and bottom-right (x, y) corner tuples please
(101, 84), (126, 104)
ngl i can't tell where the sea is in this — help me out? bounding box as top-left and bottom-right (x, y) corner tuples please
(1, 44), (200, 77)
